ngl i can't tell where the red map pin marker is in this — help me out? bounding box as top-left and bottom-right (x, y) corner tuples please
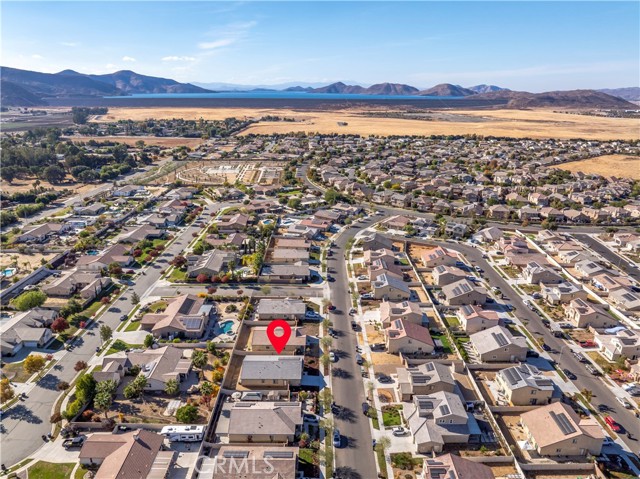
(267, 319), (292, 354)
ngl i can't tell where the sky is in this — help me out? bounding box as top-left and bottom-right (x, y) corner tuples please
(1, 1), (638, 91)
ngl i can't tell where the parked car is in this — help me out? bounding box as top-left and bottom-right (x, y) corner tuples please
(357, 275), (368, 281)
(351, 320), (359, 331)
(563, 369), (577, 380)
(362, 402), (370, 415)
(605, 416), (621, 432)
(360, 366), (369, 378)
(62, 436), (85, 449)
(392, 427), (409, 436)
(474, 266), (483, 273)
(355, 353), (363, 365)
(333, 429), (342, 447)
(580, 340), (596, 348)
(616, 397), (632, 409)
(586, 364), (600, 376)
(542, 343), (551, 352)
(377, 374), (393, 384)
(526, 350), (539, 358)
(361, 293), (373, 300)
(304, 413), (319, 425)
(349, 308), (357, 316)
(119, 314), (128, 321)
(329, 351), (337, 362)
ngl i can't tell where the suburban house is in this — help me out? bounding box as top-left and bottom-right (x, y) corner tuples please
(520, 402), (604, 457)
(360, 233), (394, 252)
(469, 326), (528, 363)
(78, 430), (175, 479)
(0, 308), (56, 357)
(41, 271), (112, 306)
(574, 260), (605, 279)
(215, 213), (250, 233)
(379, 300), (427, 328)
(372, 273), (411, 300)
(405, 391), (481, 453)
(14, 223), (72, 243)
(73, 203), (106, 216)
(256, 299), (306, 321)
(119, 225), (166, 244)
(395, 362), (456, 401)
(541, 281), (587, 305)
(271, 248), (310, 264)
(473, 226), (504, 244)
(431, 265), (466, 286)
(76, 244), (134, 271)
(609, 288), (640, 311)
(274, 237), (310, 251)
(441, 279), (486, 306)
(94, 346), (192, 391)
(456, 305), (500, 334)
(140, 294), (213, 338)
(111, 184), (147, 197)
(591, 273), (633, 294)
(594, 328), (640, 361)
(420, 454), (495, 479)
(385, 319), (435, 354)
(421, 247), (459, 268)
(216, 401), (303, 443)
(187, 250), (237, 279)
(522, 262), (563, 285)
(209, 446), (299, 479)
(564, 298), (617, 329)
(249, 326), (307, 353)
(495, 364), (557, 405)
(204, 232), (247, 249)
(239, 355), (304, 388)
(259, 262), (310, 283)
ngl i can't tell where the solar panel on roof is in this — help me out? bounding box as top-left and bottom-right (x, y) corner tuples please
(439, 404), (450, 415)
(493, 332), (508, 347)
(425, 362), (435, 371)
(460, 283), (471, 293)
(461, 305), (473, 315)
(418, 400), (434, 410)
(550, 411), (576, 435)
(503, 368), (521, 386)
(223, 451), (250, 458)
(264, 451), (294, 458)
(182, 317), (202, 329)
(412, 374), (430, 384)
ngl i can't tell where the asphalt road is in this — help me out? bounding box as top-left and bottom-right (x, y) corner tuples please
(573, 233), (640, 282)
(152, 284), (325, 298)
(0, 203), (216, 467)
(403, 236), (640, 451)
(328, 219), (378, 479)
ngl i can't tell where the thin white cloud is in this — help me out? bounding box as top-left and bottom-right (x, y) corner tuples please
(31, 54), (43, 59)
(105, 63), (116, 69)
(198, 38), (235, 50)
(60, 42), (79, 47)
(122, 56), (136, 62)
(162, 55), (196, 62)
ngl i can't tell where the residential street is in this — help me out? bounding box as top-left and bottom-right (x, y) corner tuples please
(329, 219), (378, 479)
(573, 233), (640, 281)
(0, 203), (216, 467)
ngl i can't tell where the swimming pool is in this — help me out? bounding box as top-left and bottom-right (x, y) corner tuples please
(261, 219), (274, 225)
(2, 268), (16, 278)
(219, 320), (234, 334)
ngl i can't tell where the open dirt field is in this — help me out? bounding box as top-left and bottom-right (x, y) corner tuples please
(551, 154), (640, 179)
(67, 135), (205, 148)
(100, 107), (640, 140)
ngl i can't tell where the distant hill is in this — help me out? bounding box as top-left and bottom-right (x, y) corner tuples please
(0, 80), (48, 106)
(417, 83), (476, 97)
(311, 82), (366, 94)
(473, 89), (636, 109)
(597, 87), (640, 102)
(84, 70), (211, 94)
(284, 86), (314, 92)
(364, 83), (419, 95)
(468, 84), (509, 94)
(1, 66), (212, 105)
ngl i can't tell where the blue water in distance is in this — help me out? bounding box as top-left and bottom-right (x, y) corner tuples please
(104, 91), (466, 101)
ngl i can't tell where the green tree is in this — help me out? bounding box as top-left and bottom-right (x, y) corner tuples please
(42, 165), (66, 184)
(191, 350), (208, 369)
(165, 378), (180, 396)
(11, 290), (47, 311)
(144, 334), (155, 348)
(206, 341), (217, 355)
(175, 403), (199, 423)
(23, 354), (46, 375)
(75, 374), (97, 404)
(94, 391), (113, 418)
(200, 381), (214, 398)
(320, 336), (333, 352)
(100, 324), (113, 343)
(319, 387), (333, 411)
(324, 188), (340, 205)
(124, 375), (147, 399)
(130, 291), (140, 305)
(108, 262), (123, 277)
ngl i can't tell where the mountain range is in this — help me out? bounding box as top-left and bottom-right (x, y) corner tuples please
(1, 66), (636, 109)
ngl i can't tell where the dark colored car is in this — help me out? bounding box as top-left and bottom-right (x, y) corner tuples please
(542, 343), (551, 351)
(526, 350), (539, 358)
(362, 402), (370, 415)
(563, 369), (577, 380)
(120, 314), (128, 321)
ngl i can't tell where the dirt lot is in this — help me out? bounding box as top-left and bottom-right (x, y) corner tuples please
(67, 135), (204, 148)
(407, 243), (436, 265)
(98, 107), (639, 140)
(552, 154), (640, 180)
(0, 252), (57, 272)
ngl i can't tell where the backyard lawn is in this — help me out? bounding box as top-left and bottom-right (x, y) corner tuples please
(27, 461), (75, 479)
(382, 405), (403, 427)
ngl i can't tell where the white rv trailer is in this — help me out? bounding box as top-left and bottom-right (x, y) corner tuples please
(160, 425), (205, 442)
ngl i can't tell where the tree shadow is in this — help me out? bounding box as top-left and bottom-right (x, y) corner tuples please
(38, 372), (61, 391)
(334, 466), (362, 479)
(4, 404), (43, 424)
(334, 406), (356, 423)
(332, 368), (352, 380)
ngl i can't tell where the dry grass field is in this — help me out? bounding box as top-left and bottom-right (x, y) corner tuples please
(66, 135), (205, 148)
(0, 176), (101, 195)
(551, 154), (640, 179)
(100, 107), (640, 140)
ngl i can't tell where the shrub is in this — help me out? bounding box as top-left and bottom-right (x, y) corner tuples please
(175, 404), (199, 423)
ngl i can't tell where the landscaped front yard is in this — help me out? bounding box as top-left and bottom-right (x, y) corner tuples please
(1, 360), (34, 383)
(27, 461), (75, 479)
(382, 404), (403, 427)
